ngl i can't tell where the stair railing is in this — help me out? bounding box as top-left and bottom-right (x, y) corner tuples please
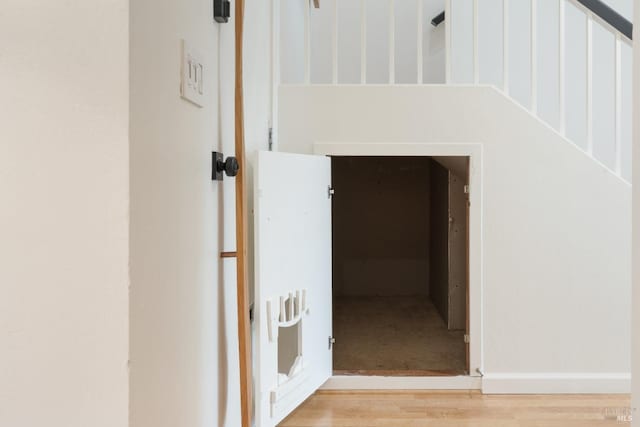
(445, 0), (632, 178)
(273, 0), (633, 180)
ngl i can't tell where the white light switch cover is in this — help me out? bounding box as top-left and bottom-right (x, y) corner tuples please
(180, 39), (205, 107)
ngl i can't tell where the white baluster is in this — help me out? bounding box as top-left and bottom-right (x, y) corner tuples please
(417, 0), (423, 84)
(586, 13), (594, 155)
(271, 0), (280, 150)
(304, 0), (311, 84)
(333, 0), (338, 84)
(559, 0), (566, 135)
(531, 0), (537, 114)
(503, 0), (509, 93)
(389, 0), (395, 84)
(361, 0), (367, 84)
(473, 0), (479, 84)
(614, 33), (622, 174)
(445, 0), (452, 83)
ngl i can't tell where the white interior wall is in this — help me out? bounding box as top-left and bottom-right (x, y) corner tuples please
(452, 0), (633, 181)
(0, 1), (129, 426)
(129, 1), (271, 427)
(279, 85), (631, 392)
(632, 2), (639, 424)
(129, 0), (228, 425)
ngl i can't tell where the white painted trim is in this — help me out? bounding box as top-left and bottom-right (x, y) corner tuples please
(360, 0), (367, 84)
(503, 0), (509, 94)
(332, 0), (338, 85)
(388, 0), (395, 84)
(314, 142), (484, 376)
(304, 0), (311, 84)
(445, 0), (452, 83)
(473, 0), (479, 84)
(530, 0), (537, 115)
(614, 34), (622, 175)
(271, 0), (280, 150)
(322, 375), (482, 390)
(559, 0), (566, 136)
(417, 0), (423, 84)
(482, 373), (631, 394)
(586, 14), (594, 155)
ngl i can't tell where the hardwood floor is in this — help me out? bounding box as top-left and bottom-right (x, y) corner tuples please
(278, 390), (631, 427)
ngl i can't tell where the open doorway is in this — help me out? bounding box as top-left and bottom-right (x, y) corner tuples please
(331, 156), (470, 376)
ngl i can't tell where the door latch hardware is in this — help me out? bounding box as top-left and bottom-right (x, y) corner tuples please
(328, 336), (336, 349)
(328, 186), (335, 199)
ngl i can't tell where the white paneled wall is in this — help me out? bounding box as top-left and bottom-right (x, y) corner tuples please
(450, 0), (632, 181)
(281, 0), (446, 85)
(277, 0), (631, 181)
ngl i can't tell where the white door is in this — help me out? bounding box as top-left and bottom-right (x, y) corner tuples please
(254, 151), (332, 427)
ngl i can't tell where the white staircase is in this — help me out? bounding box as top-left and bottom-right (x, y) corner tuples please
(266, 0), (633, 398)
(275, 0), (633, 181)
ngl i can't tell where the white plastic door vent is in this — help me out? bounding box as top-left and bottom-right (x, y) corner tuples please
(254, 151), (333, 427)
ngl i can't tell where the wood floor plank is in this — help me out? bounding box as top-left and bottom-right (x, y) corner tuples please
(278, 390), (631, 427)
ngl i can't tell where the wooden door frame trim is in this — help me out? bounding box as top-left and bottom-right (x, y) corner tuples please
(314, 142), (483, 379)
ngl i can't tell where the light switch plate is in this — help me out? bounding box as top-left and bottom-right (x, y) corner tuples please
(180, 39), (205, 107)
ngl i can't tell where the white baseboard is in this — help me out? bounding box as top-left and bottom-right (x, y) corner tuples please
(320, 373), (631, 394)
(481, 373), (631, 394)
(321, 375), (482, 390)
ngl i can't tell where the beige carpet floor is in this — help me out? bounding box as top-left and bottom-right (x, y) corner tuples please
(332, 296), (466, 373)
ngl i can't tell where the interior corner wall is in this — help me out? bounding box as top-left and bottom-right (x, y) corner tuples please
(128, 1), (227, 426)
(331, 157), (431, 297)
(0, 1), (129, 426)
(632, 1), (639, 423)
(129, 0), (271, 426)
